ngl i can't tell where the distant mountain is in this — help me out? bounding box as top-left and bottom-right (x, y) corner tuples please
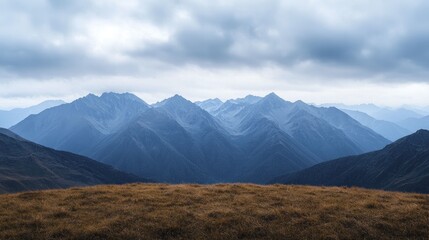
(195, 98), (223, 113)
(92, 108), (213, 183)
(0, 128), (144, 194)
(154, 95), (245, 181)
(399, 115), (429, 132)
(371, 108), (423, 123)
(272, 130), (429, 193)
(342, 109), (411, 141)
(210, 95), (262, 131)
(228, 95), (262, 105)
(11, 93), (149, 156)
(322, 103), (423, 123)
(235, 117), (319, 183)
(11, 92), (390, 184)
(0, 100), (65, 128)
(202, 93), (389, 183)
(400, 105), (429, 116)
(221, 93), (390, 161)
(320, 103), (381, 114)
(12, 94), (237, 183)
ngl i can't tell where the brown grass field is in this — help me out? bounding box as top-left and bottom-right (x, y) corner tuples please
(0, 184), (428, 240)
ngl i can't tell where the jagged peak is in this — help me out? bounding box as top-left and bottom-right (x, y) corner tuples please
(259, 92), (286, 104)
(73, 92), (148, 107)
(232, 95), (262, 104)
(167, 94), (189, 103)
(265, 92), (280, 98)
(154, 94), (196, 109)
(85, 93), (97, 98)
(100, 92), (144, 102)
(293, 100), (307, 106)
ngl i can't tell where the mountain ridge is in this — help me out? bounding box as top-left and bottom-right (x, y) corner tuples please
(271, 130), (429, 193)
(0, 128), (145, 193)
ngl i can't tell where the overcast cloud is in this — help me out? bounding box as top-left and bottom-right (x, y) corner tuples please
(1, 0), (429, 108)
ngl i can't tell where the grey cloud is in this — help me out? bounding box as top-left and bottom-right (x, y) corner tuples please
(132, 1), (429, 81)
(2, 0), (429, 82)
(0, 39), (137, 78)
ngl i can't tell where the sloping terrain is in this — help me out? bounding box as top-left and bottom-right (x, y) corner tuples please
(0, 129), (144, 193)
(272, 130), (429, 193)
(0, 184), (427, 239)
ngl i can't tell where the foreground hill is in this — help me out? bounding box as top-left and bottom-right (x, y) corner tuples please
(272, 130), (429, 193)
(0, 129), (144, 193)
(0, 184), (427, 239)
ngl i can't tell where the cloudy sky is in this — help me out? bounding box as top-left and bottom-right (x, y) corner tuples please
(1, 0), (429, 109)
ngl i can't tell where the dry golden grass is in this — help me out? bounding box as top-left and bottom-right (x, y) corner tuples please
(0, 184), (428, 240)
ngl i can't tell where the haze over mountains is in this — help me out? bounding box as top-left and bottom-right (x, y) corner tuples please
(272, 130), (429, 193)
(11, 92), (390, 183)
(0, 100), (65, 128)
(0, 128), (143, 193)
(341, 109), (411, 141)
(399, 116), (429, 133)
(321, 103), (425, 123)
(320, 103), (429, 141)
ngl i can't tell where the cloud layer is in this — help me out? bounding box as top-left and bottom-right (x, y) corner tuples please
(1, 0), (429, 108)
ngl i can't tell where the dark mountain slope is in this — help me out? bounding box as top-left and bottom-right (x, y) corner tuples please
(155, 95), (245, 181)
(272, 130), (429, 193)
(287, 102), (390, 153)
(0, 129), (144, 194)
(91, 109), (212, 183)
(236, 117), (319, 183)
(284, 108), (361, 160)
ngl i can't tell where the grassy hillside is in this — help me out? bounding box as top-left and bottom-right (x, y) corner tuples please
(0, 184), (427, 239)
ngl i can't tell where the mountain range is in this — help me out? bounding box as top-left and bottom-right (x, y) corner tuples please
(321, 103), (429, 140)
(271, 130), (429, 193)
(341, 109), (411, 141)
(321, 103), (425, 123)
(0, 128), (144, 193)
(11, 92), (390, 183)
(0, 100), (65, 128)
(399, 115), (429, 132)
